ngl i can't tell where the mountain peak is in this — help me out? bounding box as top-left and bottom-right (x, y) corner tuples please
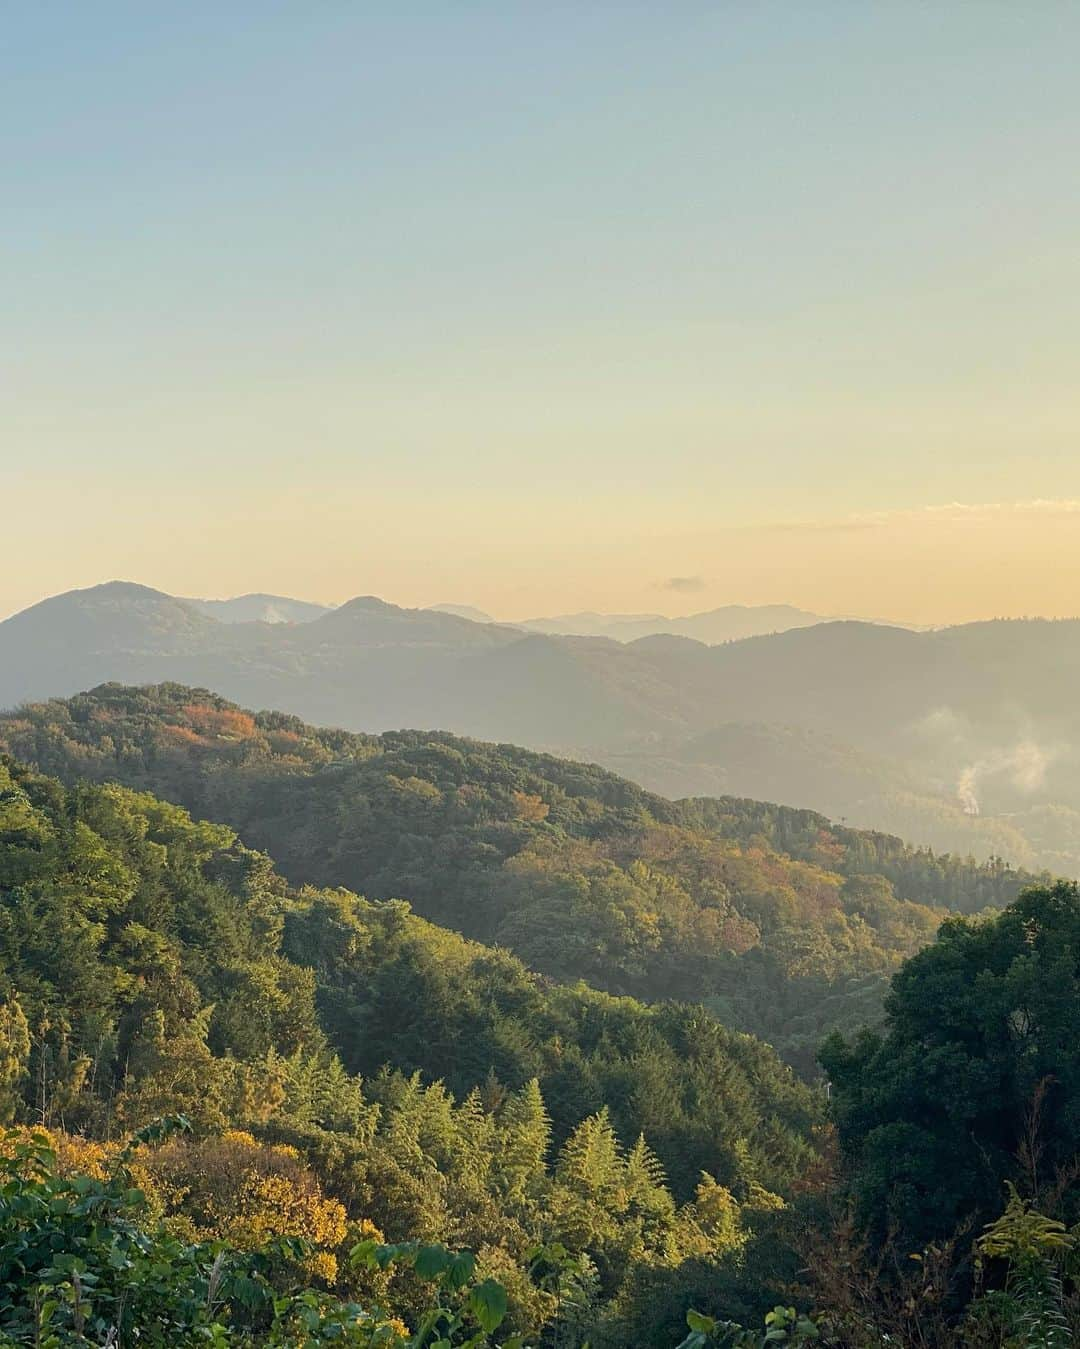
(7, 581), (204, 622)
(328, 594), (402, 617)
(69, 580), (176, 603)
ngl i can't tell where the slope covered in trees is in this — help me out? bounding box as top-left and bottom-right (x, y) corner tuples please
(0, 684), (1043, 1074)
(0, 751), (827, 1342)
(604, 721), (1049, 870)
(0, 753), (814, 1194)
(5, 770), (1080, 1345)
(0, 1120), (825, 1347)
(2, 699), (1079, 1342)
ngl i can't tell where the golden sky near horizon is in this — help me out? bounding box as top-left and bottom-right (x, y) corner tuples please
(5, 7), (1080, 625)
(5, 491), (1080, 627)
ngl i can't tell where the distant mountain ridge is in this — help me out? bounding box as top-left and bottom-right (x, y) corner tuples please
(184, 592), (334, 624)
(428, 602), (495, 623)
(3, 582), (1080, 871)
(427, 600), (845, 643)
(44, 586), (870, 645)
(513, 602), (836, 643)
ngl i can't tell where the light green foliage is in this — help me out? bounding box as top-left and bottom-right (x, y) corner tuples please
(352, 1241), (519, 1346)
(0, 998), (29, 1119)
(676, 1304), (820, 1348)
(966, 1185), (1076, 1348)
(496, 1078), (550, 1205)
(302, 1070), (770, 1338)
(0, 1124), (526, 1347)
(978, 1184), (1074, 1264)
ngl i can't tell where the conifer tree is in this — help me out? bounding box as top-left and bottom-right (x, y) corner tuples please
(497, 1077), (551, 1205)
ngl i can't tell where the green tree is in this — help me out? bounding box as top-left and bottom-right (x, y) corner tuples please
(0, 999), (29, 1121)
(822, 881), (1080, 1252)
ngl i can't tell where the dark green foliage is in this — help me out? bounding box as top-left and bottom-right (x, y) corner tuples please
(0, 683), (1037, 1073)
(0, 750), (826, 1340)
(351, 1240), (517, 1345)
(280, 889), (818, 1199)
(674, 1304), (820, 1347)
(822, 881), (1080, 1254)
(0, 751), (817, 1202)
(0, 757), (324, 1134)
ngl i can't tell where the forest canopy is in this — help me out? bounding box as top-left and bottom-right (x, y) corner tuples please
(2, 688), (1080, 1342)
(0, 684), (1042, 1075)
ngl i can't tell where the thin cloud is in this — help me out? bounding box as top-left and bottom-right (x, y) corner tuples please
(755, 499), (1080, 535)
(661, 575), (707, 593)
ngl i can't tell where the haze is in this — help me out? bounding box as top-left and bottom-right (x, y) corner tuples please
(6, 4), (1080, 623)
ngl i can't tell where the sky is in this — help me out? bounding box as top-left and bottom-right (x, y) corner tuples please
(4, 3), (1080, 625)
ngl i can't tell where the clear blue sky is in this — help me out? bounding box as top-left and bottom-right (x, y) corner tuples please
(5, 4), (1080, 621)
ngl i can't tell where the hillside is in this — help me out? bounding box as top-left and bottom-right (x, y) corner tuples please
(0, 751), (832, 1342)
(602, 723), (1046, 869)
(0, 684), (1044, 1074)
(3, 758), (1076, 1345)
(0, 752), (816, 1196)
(4, 585), (1080, 869)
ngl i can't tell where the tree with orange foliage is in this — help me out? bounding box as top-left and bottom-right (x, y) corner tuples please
(181, 704), (258, 740)
(511, 791), (550, 823)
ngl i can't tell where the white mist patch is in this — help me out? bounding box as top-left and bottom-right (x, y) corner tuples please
(957, 765), (981, 815)
(956, 740), (1054, 816)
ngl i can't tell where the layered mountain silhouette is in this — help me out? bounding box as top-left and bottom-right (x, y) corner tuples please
(3, 581), (1080, 870)
(512, 602), (833, 643)
(426, 600), (837, 642)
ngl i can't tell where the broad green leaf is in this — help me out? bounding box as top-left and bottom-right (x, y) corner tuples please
(468, 1277), (508, 1334)
(445, 1250), (477, 1290)
(413, 1244), (452, 1280)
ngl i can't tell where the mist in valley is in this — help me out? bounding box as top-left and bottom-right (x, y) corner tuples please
(3, 582), (1079, 875)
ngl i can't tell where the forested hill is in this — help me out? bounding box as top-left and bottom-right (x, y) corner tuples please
(0, 684), (1043, 1072)
(0, 754), (816, 1200)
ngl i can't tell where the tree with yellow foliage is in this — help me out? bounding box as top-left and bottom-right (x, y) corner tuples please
(145, 1129), (348, 1281)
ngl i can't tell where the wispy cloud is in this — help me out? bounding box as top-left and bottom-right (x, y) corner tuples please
(661, 575), (707, 593)
(758, 499), (1080, 535)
